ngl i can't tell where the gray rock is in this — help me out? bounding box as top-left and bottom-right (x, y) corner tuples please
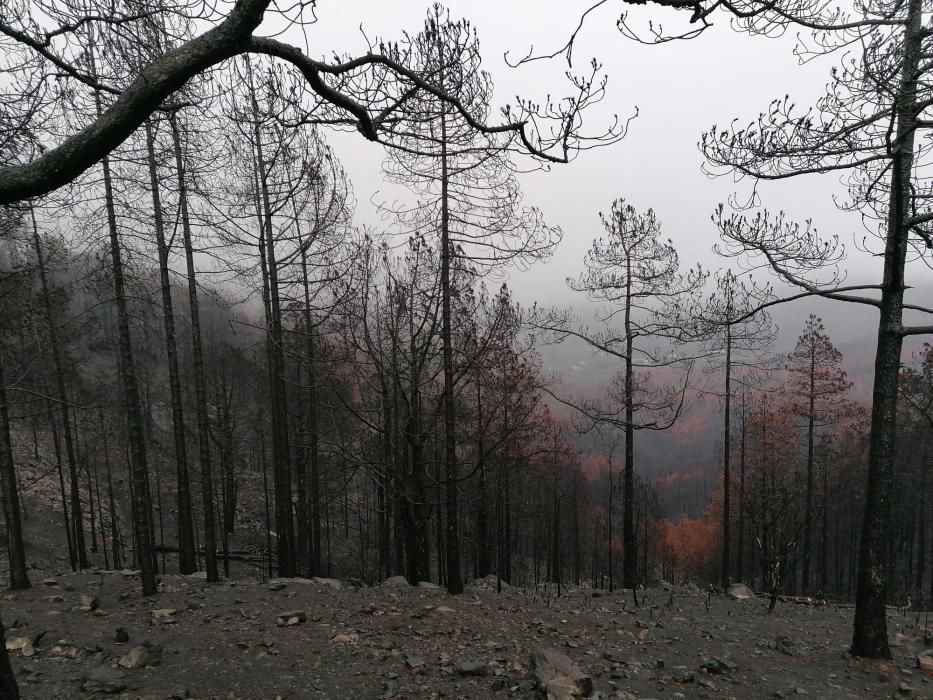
(276, 610), (307, 626)
(917, 650), (933, 672)
(455, 660), (488, 676)
(81, 593), (100, 611)
(700, 657), (736, 674)
(529, 647), (593, 699)
(81, 668), (128, 694)
(118, 641), (162, 669)
(727, 583), (755, 600)
(405, 654), (426, 671)
(384, 575), (410, 587)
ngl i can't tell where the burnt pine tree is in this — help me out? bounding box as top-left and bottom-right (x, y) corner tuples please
(87, 32), (157, 595)
(703, 0), (933, 656)
(785, 315), (852, 594)
(558, 199), (704, 590)
(30, 211), (89, 570)
(0, 0), (622, 205)
(383, 5), (561, 593)
(695, 269), (776, 589)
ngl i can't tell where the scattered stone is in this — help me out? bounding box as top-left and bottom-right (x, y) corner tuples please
(435, 605), (456, 613)
(81, 593), (100, 611)
(529, 647), (594, 699)
(118, 641), (163, 669)
(5, 637), (30, 652)
(383, 575), (409, 587)
(916, 650), (933, 672)
(332, 633), (359, 644)
(275, 611), (307, 626)
(114, 627), (129, 643)
(455, 660), (487, 676)
(416, 581), (440, 589)
(727, 583), (755, 601)
(405, 654), (426, 671)
(151, 608), (177, 622)
(775, 635), (795, 656)
(898, 682), (914, 695)
(81, 667), (128, 694)
(267, 582), (287, 592)
(700, 657), (736, 674)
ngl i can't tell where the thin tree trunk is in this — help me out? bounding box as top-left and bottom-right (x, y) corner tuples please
(145, 119), (196, 575)
(0, 612), (19, 699)
(0, 349), (29, 590)
(803, 343), (815, 593)
(31, 214), (88, 569)
(91, 38), (156, 595)
(722, 325), (732, 587)
(623, 253), (636, 591)
(48, 399), (75, 569)
(439, 99), (462, 595)
(169, 114), (217, 582)
(297, 232), (322, 576)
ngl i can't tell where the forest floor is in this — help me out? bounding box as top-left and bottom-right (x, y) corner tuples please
(3, 565), (932, 700)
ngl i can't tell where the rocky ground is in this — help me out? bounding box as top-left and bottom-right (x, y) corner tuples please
(2, 569), (931, 699)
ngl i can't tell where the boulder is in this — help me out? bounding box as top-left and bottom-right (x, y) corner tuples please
(275, 610), (307, 626)
(727, 583), (755, 601)
(81, 593), (100, 611)
(81, 668), (128, 694)
(383, 575), (410, 587)
(917, 649), (933, 672)
(529, 647), (593, 699)
(455, 660), (488, 677)
(118, 641), (162, 669)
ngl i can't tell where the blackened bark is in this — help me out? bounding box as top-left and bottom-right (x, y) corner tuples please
(169, 115), (218, 582)
(0, 350), (29, 590)
(33, 222), (86, 570)
(623, 254), (636, 591)
(144, 119), (196, 576)
(851, 0), (922, 660)
(0, 612), (19, 698)
(721, 325), (732, 588)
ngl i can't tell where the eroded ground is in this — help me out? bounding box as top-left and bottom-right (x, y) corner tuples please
(3, 570), (931, 699)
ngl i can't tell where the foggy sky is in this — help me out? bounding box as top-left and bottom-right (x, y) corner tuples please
(299, 1), (929, 351)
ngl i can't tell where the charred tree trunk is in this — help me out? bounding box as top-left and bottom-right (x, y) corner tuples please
(145, 119), (196, 575)
(852, 0), (921, 660)
(31, 215), (87, 569)
(0, 349), (29, 590)
(170, 115), (218, 582)
(91, 39), (156, 596)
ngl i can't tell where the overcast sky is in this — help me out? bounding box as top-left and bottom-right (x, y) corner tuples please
(301, 0), (921, 350)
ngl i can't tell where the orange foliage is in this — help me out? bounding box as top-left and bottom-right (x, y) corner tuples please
(659, 515), (718, 580)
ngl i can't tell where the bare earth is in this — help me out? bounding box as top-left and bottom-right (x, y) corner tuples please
(2, 569), (931, 699)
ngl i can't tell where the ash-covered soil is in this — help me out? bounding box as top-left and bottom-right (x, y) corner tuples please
(3, 570), (931, 699)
